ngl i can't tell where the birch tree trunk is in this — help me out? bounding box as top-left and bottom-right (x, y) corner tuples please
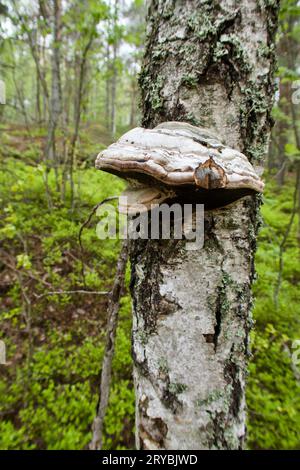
(105, 42), (111, 130)
(110, 0), (119, 138)
(45, 0), (62, 183)
(110, 40), (117, 138)
(130, 0), (279, 450)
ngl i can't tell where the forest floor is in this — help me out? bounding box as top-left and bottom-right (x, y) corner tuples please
(0, 124), (300, 449)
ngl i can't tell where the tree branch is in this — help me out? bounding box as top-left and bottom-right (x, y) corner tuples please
(89, 239), (129, 450)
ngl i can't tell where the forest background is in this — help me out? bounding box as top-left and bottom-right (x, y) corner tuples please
(0, 0), (300, 450)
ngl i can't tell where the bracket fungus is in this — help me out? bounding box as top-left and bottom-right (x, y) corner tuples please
(95, 121), (264, 213)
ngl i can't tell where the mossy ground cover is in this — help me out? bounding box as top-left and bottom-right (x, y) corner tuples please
(0, 126), (134, 449)
(247, 178), (300, 449)
(0, 126), (299, 449)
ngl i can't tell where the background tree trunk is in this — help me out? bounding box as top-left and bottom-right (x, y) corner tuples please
(273, 30), (292, 185)
(110, 41), (117, 138)
(131, 0), (279, 450)
(69, 37), (93, 209)
(45, 0), (62, 186)
(33, 29), (42, 124)
(105, 42), (111, 131)
(110, 0), (119, 138)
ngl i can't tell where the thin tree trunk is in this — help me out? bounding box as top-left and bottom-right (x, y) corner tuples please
(110, 0), (119, 138)
(61, 57), (72, 202)
(69, 37), (93, 209)
(286, 30), (300, 248)
(89, 240), (129, 450)
(63, 58), (72, 128)
(45, 0), (62, 190)
(36, 64), (41, 124)
(275, 81), (289, 185)
(42, 36), (48, 123)
(12, 0), (49, 106)
(275, 6), (299, 185)
(131, 0), (279, 450)
(11, 60), (30, 131)
(105, 42), (111, 130)
(110, 47), (117, 137)
(33, 30), (42, 124)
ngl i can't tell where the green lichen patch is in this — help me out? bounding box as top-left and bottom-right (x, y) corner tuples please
(168, 382), (188, 395)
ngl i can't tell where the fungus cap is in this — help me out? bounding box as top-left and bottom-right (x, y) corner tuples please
(95, 121), (264, 213)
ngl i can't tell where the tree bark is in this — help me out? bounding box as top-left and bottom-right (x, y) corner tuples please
(105, 42), (111, 130)
(45, 0), (62, 185)
(274, 30), (292, 185)
(33, 29), (42, 124)
(131, 0), (279, 450)
(69, 36), (93, 209)
(110, 42), (117, 138)
(110, 0), (119, 138)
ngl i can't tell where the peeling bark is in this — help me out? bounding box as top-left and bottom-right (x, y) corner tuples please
(130, 0), (279, 450)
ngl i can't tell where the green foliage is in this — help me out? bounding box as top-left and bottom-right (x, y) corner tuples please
(285, 143), (300, 161)
(250, 179), (300, 331)
(0, 0), (299, 449)
(247, 178), (300, 449)
(247, 326), (300, 449)
(1, 141), (299, 450)
(0, 145), (134, 450)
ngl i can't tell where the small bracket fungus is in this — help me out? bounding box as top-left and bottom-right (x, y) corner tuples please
(95, 121), (264, 213)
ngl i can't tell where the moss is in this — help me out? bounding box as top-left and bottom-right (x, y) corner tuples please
(160, 1), (175, 20)
(218, 271), (232, 316)
(222, 217), (241, 230)
(258, 0), (279, 8)
(181, 74), (198, 88)
(221, 271), (233, 287)
(195, 388), (227, 408)
(168, 382), (188, 395)
(151, 45), (168, 63)
(213, 34), (252, 75)
(136, 330), (149, 346)
(158, 358), (169, 374)
(179, 43), (198, 57)
(187, 11), (216, 37)
(184, 112), (203, 127)
(139, 73), (165, 111)
(239, 80), (273, 162)
(256, 42), (274, 59)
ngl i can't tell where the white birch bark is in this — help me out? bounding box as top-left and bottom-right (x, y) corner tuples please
(45, 0), (62, 171)
(130, 0), (279, 450)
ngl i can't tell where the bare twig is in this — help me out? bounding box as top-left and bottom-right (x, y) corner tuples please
(34, 289), (109, 299)
(89, 239), (129, 450)
(78, 196), (119, 250)
(78, 196), (119, 285)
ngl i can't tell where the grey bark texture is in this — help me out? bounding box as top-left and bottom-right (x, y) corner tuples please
(110, 0), (119, 138)
(130, 0), (279, 450)
(45, 0), (62, 174)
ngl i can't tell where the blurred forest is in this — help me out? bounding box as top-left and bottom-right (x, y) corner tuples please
(0, 0), (299, 450)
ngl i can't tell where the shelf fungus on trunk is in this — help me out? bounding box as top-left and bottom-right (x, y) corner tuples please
(95, 121), (264, 213)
